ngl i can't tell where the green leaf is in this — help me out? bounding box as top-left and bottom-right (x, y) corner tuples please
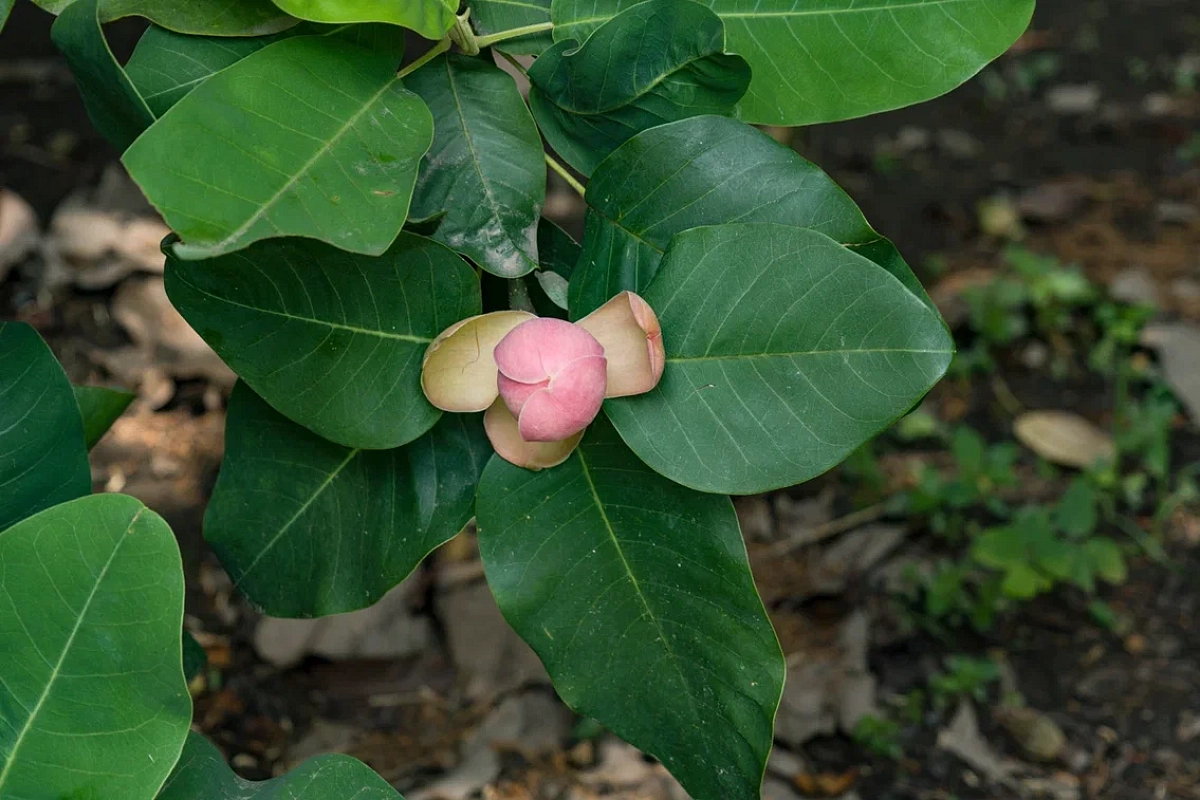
(166, 234), (478, 450)
(470, 0), (552, 55)
(528, 0), (750, 177)
(101, 0), (298, 35)
(568, 115), (932, 318)
(1085, 538), (1127, 585)
(123, 35), (434, 261)
(125, 22), (406, 117)
(159, 732), (402, 799)
(0, 494), (191, 798)
(476, 418), (784, 800)
(605, 223), (952, 494)
(33, 0), (299, 34)
(74, 384), (136, 449)
(552, 0), (1037, 125)
(51, 0), (156, 152)
(267, 0), (456, 39)
(971, 526), (1026, 570)
(1054, 479), (1098, 539)
(407, 53), (544, 278)
(1000, 562), (1047, 599)
(1, 0), (13, 32)
(0, 323), (91, 532)
(183, 630), (208, 681)
(527, 219), (580, 318)
(205, 383), (490, 617)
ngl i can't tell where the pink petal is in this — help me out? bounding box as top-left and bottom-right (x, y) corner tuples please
(493, 317), (605, 384)
(576, 291), (665, 398)
(516, 354), (607, 442)
(484, 398), (582, 470)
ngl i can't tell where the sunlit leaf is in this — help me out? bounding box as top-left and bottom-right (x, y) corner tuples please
(552, 0), (1036, 125)
(124, 35), (433, 260)
(0, 494), (190, 798)
(268, 0), (456, 39)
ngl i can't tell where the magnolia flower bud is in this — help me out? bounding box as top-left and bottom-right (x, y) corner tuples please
(494, 318), (607, 442)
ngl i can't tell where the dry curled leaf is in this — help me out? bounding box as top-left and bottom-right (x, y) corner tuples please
(1013, 411), (1115, 469)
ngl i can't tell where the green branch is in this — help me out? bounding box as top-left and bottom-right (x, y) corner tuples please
(476, 21), (554, 49)
(397, 38), (451, 79)
(545, 153), (585, 198)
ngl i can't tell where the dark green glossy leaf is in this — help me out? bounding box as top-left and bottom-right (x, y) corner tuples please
(526, 219), (580, 318)
(552, 0), (1036, 125)
(529, 0), (749, 176)
(568, 115), (931, 318)
(0, 494), (190, 798)
(470, 0), (552, 55)
(605, 224), (953, 494)
(125, 22), (405, 117)
(0, 322), (91, 532)
(268, 0), (456, 39)
(34, 0), (299, 34)
(166, 234), (479, 449)
(407, 53), (543, 278)
(183, 630), (208, 681)
(205, 383), (490, 617)
(74, 384), (136, 449)
(477, 417), (783, 800)
(51, 0), (155, 152)
(159, 732), (402, 799)
(124, 36), (434, 261)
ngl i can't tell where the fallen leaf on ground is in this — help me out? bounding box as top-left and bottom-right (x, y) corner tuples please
(937, 701), (1022, 785)
(1013, 411), (1115, 468)
(1142, 323), (1200, 423)
(0, 189), (38, 283)
(994, 706), (1067, 762)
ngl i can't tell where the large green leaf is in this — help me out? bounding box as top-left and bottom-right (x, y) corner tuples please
(125, 22), (405, 117)
(407, 54), (544, 278)
(166, 234), (479, 450)
(529, 0), (750, 177)
(268, 0), (456, 39)
(0, 494), (190, 798)
(33, 0), (299, 35)
(553, 0), (1036, 125)
(74, 384), (136, 449)
(1, 0), (13, 33)
(205, 384), (490, 617)
(568, 114), (929, 318)
(51, 0), (156, 152)
(470, 0), (552, 55)
(606, 223), (953, 494)
(476, 417), (783, 800)
(160, 732), (402, 799)
(123, 35), (434, 261)
(0, 323), (91, 532)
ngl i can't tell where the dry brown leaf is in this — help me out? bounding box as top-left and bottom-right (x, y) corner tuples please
(1013, 411), (1115, 468)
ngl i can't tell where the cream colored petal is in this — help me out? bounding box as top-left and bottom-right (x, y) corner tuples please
(422, 310), (535, 412)
(577, 291), (665, 398)
(484, 398), (582, 470)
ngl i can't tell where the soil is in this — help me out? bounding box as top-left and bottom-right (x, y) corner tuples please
(2, 0), (1199, 798)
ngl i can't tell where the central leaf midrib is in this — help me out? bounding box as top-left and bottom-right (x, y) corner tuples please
(558, 0), (983, 34)
(575, 448), (699, 712)
(233, 448), (361, 585)
(0, 507), (146, 792)
(176, 273), (432, 344)
(666, 346), (952, 363)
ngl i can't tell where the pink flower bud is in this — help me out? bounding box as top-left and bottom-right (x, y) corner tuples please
(493, 317), (607, 442)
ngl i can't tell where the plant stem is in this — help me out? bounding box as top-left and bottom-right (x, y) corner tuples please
(476, 21), (554, 49)
(496, 49), (529, 76)
(545, 153), (585, 197)
(769, 501), (889, 556)
(397, 38), (450, 79)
